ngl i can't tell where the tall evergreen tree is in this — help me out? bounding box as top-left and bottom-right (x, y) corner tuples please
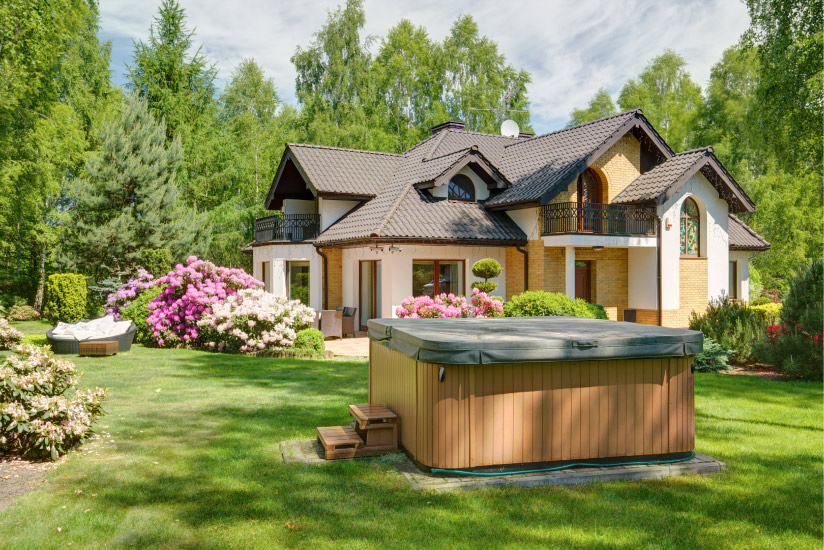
(66, 97), (202, 280)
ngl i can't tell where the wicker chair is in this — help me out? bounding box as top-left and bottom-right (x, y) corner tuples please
(341, 307), (357, 337)
(321, 309), (343, 340)
(47, 321), (136, 355)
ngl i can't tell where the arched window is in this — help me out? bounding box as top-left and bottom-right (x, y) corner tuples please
(448, 174), (475, 201)
(680, 197), (700, 256)
(577, 169), (601, 205)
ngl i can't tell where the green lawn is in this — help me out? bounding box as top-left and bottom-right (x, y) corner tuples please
(0, 321), (821, 549)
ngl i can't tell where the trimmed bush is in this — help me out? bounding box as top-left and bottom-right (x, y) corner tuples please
(693, 338), (732, 372)
(471, 258), (502, 294)
(6, 305), (40, 321)
(140, 248), (172, 277)
(689, 295), (766, 363)
(503, 291), (608, 319)
(46, 274), (87, 323)
(294, 328), (325, 353)
(120, 285), (164, 345)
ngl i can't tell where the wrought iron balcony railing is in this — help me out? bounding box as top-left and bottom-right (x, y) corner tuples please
(540, 202), (657, 237)
(255, 213), (321, 242)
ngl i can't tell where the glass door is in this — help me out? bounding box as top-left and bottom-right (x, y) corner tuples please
(360, 261), (381, 329)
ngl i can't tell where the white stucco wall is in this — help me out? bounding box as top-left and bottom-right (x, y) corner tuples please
(729, 251), (750, 301)
(628, 247), (658, 309)
(318, 197), (359, 232)
(505, 207), (541, 240)
(658, 172), (730, 309)
(252, 244), (322, 311)
(430, 166), (491, 201)
(282, 199), (315, 215)
(341, 244), (507, 329)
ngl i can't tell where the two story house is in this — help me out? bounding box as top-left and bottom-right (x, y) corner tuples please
(247, 110), (769, 329)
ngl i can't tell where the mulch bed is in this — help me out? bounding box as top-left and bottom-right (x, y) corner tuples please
(0, 456), (63, 511)
(721, 364), (788, 381)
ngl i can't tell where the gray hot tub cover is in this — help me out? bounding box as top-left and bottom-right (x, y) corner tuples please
(368, 317), (703, 364)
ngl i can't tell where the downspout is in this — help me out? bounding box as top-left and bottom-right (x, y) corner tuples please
(515, 245), (528, 291)
(316, 247), (328, 310)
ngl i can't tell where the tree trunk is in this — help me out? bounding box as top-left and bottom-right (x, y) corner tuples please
(33, 243), (46, 312)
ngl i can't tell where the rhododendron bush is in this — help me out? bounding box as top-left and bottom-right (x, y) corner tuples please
(0, 319), (24, 350)
(104, 269), (156, 318)
(147, 256), (262, 346)
(394, 289), (503, 319)
(198, 289), (315, 352)
(0, 345), (105, 460)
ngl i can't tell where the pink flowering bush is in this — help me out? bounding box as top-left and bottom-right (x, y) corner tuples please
(470, 288), (504, 318)
(147, 256), (262, 346)
(0, 344), (106, 460)
(395, 293), (473, 318)
(104, 269), (156, 319)
(198, 289), (316, 353)
(0, 319), (24, 350)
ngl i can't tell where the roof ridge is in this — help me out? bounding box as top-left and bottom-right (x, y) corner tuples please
(504, 109), (640, 149)
(423, 146), (473, 163)
(672, 147), (712, 156)
(403, 132), (442, 155)
(287, 142), (403, 158)
(442, 128), (524, 140)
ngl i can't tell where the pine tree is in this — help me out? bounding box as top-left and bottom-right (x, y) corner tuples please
(67, 96), (203, 280)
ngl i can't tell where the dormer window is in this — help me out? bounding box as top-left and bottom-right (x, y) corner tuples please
(448, 174), (475, 201)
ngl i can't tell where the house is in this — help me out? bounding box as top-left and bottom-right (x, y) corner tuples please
(248, 110), (769, 329)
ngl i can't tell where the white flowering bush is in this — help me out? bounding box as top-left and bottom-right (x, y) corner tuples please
(0, 319), (24, 350)
(197, 289), (316, 353)
(0, 344), (106, 460)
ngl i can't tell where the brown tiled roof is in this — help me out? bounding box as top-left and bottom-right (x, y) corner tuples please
(613, 149), (708, 203)
(728, 214), (770, 251)
(288, 143), (402, 197)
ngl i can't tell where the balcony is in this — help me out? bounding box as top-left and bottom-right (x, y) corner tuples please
(540, 202), (657, 237)
(255, 213), (320, 242)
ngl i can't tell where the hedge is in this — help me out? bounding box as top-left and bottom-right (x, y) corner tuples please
(46, 274), (87, 323)
(503, 291), (608, 319)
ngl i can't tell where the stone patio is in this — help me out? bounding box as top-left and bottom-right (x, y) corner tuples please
(279, 438), (726, 492)
(324, 335), (369, 357)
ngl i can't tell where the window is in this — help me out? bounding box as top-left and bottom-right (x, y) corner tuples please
(448, 174), (475, 201)
(680, 197), (700, 256)
(729, 261), (738, 299)
(261, 261), (271, 292)
(412, 260), (464, 297)
(287, 261), (310, 305)
(577, 169), (601, 205)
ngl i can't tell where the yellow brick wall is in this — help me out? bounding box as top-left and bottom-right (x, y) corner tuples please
(671, 258), (708, 328)
(575, 247), (629, 321)
(322, 248), (343, 309)
(526, 240), (544, 291)
(505, 247), (525, 300)
(550, 134), (641, 204)
(543, 247), (565, 293)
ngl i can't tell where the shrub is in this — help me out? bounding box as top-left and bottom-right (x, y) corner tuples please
(120, 286), (165, 345)
(104, 269), (156, 319)
(0, 344), (106, 460)
(750, 296), (772, 306)
(86, 277), (124, 319)
(0, 294), (27, 308)
(693, 338), (732, 372)
(471, 258), (502, 294)
(0, 319), (24, 350)
(750, 302), (782, 323)
(140, 248), (172, 277)
(46, 274), (87, 323)
(503, 291), (608, 320)
(755, 260), (823, 380)
(470, 288), (504, 318)
(6, 305), (40, 322)
(395, 294), (473, 318)
(198, 288), (315, 353)
(295, 328), (325, 352)
(147, 256), (262, 346)
(689, 295), (767, 363)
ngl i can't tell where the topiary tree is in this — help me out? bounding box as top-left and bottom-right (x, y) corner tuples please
(471, 258), (502, 294)
(46, 274), (87, 323)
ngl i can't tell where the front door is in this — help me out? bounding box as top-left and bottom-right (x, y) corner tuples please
(575, 261), (592, 302)
(360, 260), (382, 330)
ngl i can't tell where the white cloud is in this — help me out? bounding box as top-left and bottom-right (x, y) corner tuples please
(99, 0), (749, 132)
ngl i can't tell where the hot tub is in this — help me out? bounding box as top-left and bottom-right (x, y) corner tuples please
(367, 317), (702, 470)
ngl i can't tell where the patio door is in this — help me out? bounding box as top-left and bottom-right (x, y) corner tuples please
(577, 169), (602, 233)
(575, 261), (592, 302)
(360, 260), (382, 330)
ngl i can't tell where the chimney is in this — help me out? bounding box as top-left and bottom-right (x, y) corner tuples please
(430, 121), (466, 134)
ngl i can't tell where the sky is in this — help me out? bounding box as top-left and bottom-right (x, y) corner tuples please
(98, 0), (750, 133)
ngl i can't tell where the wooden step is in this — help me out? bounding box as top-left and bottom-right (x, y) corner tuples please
(348, 404), (398, 428)
(317, 425), (363, 460)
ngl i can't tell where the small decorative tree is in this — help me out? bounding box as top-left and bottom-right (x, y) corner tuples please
(471, 258), (502, 294)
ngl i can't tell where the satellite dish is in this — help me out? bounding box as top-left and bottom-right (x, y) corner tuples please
(501, 119), (520, 137)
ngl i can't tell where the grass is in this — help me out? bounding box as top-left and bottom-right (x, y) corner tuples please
(0, 320), (821, 549)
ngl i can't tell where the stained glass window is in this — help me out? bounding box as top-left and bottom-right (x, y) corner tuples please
(680, 198), (699, 256)
(448, 174), (475, 201)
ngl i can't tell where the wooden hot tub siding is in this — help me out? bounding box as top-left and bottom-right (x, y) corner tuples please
(369, 341), (695, 469)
